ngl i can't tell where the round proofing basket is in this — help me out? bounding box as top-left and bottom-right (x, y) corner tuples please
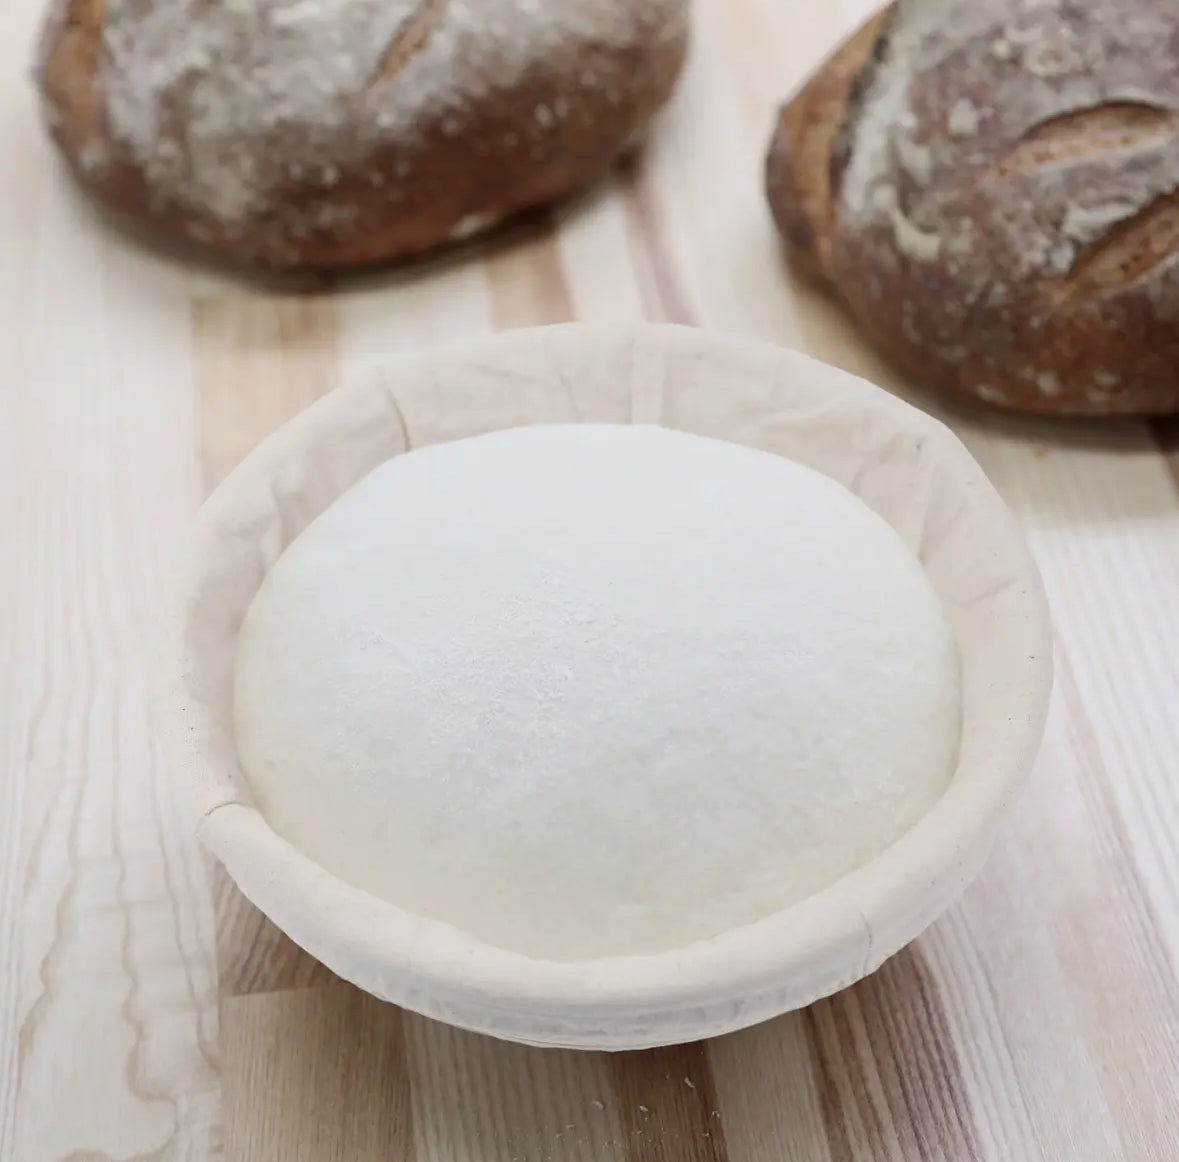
(159, 322), (1053, 1050)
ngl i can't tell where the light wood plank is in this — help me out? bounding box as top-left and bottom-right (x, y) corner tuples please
(194, 294), (340, 492)
(708, 1017), (832, 1162)
(1, 0), (223, 1146)
(337, 248), (495, 361)
(554, 185), (649, 323)
(4, 0), (1179, 1159)
(1, 209), (219, 1162)
(222, 983), (412, 1162)
(403, 1018), (625, 1162)
(486, 214), (576, 330)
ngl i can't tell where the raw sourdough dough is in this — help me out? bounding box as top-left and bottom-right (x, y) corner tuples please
(233, 424), (961, 961)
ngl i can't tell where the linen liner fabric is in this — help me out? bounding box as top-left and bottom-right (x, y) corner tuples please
(157, 322), (1053, 1049)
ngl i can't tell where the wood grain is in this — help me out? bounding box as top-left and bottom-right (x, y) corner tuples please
(4, 0), (1179, 1160)
(222, 982), (412, 1162)
(194, 293), (340, 493)
(610, 1044), (728, 1162)
(804, 947), (982, 1162)
(485, 213), (576, 330)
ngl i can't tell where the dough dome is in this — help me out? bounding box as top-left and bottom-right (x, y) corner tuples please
(234, 424), (961, 960)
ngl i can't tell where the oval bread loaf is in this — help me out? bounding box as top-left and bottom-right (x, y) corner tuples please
(766, 0), (1179, 416)
(34, 0), (689, 269)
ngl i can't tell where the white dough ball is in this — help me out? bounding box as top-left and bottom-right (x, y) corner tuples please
(234, 424), (961, 961)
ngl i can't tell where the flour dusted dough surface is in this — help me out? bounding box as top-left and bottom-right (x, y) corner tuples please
(233, 424), (961, 961)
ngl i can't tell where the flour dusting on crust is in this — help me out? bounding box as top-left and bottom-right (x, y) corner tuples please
(841, 0), (1179, 271)
(94, 0), (686, 227)
(829, 0), (1179, 407)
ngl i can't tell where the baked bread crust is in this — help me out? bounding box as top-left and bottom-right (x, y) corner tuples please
(35, 0), (689, 269)
(767, 0), (1179, 416)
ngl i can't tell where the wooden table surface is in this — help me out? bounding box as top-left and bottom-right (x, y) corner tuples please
(5, 0), (1179, 1159)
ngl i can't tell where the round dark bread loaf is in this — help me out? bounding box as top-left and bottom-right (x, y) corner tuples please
(34, 0), (689, 270)
(766, 0), (1179, 416)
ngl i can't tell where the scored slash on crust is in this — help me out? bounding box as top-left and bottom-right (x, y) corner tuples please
(984, 101), (1179, 300)
(1049, 187), (1179, 303)
(987, 102), (1179, 182)
(367, 0), (450, 90)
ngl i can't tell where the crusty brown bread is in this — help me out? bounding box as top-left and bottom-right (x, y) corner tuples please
(766, 0), (1179, 416)
(34, 0), (689, 270)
